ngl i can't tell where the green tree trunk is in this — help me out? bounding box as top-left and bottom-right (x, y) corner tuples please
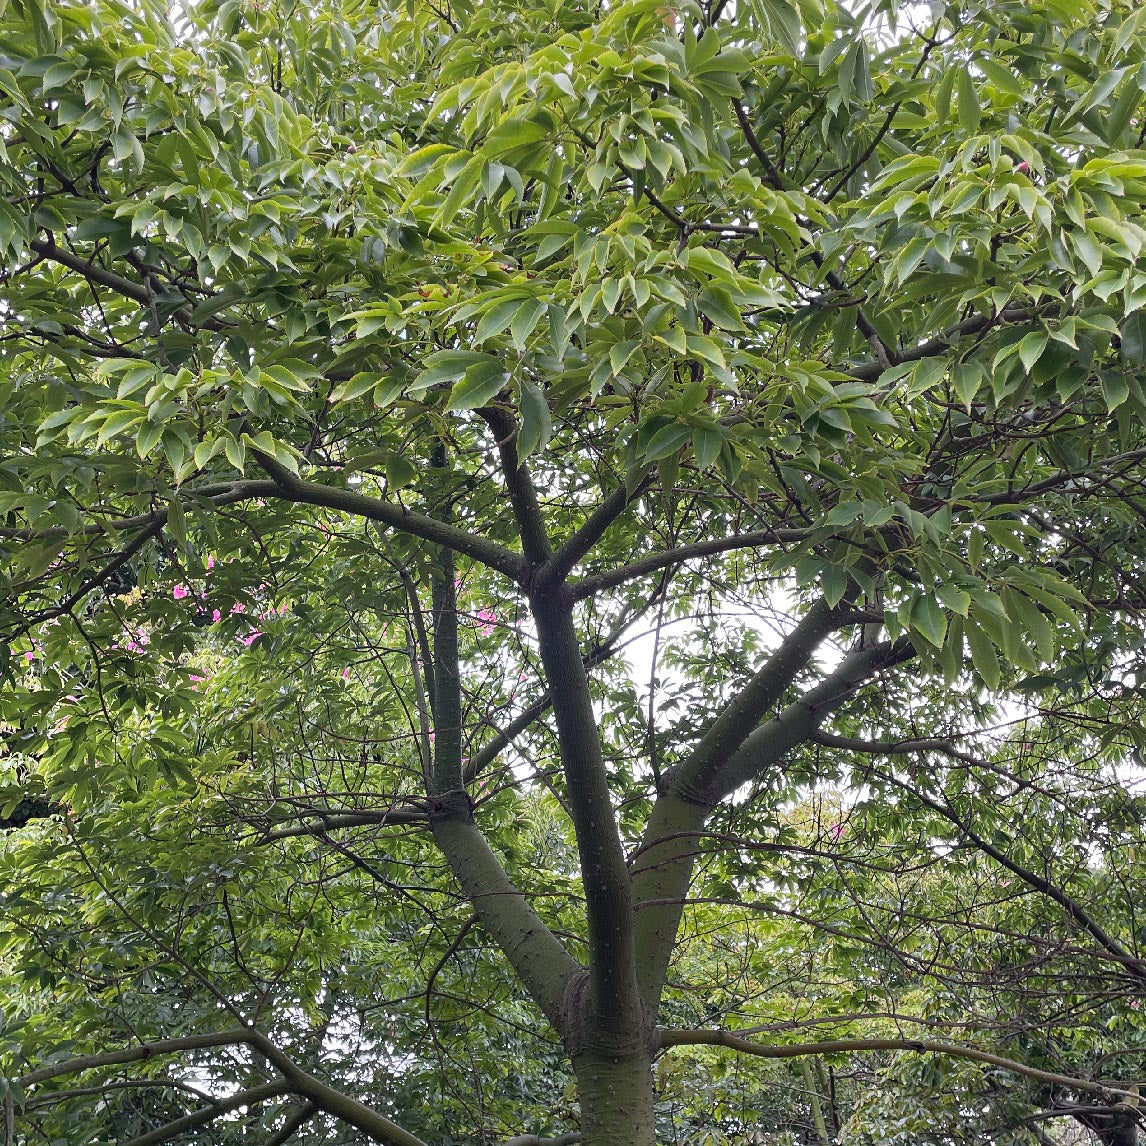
(573, 1050), (657, 1146)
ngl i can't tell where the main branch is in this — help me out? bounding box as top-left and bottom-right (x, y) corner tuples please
(657, 1030), (1139, 1101)
(632, 633), (913, 1007)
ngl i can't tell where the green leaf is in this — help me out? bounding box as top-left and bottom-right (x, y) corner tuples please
(412, 350), (494, 391)
(444, 361), (508, 411)
(483, 118), (549, 158)
(386, 454), (418, 491)
(1118, 311), (1146, 362)
(691, 425), (723, 470)
(822, 564), (848, 608)
(434, 153), (484, 227)
(936, 584), (971, 617)
(697, 287), (747, 331)
(509, 299), (546, 350)
(979, 58), (1023, 96)
(475, 298), (526, 345)
(1017, 331), (1048, 373)
(330, 372), (382, 403)
(166, 495), (187, 550)
(951, 362), (982, 409)
(685, 333), (726, 372)
(517, 379), (552, 463)
(964, 620), (1000, 690)
(643, 423), (693, 462)
(1005, 589), (1055, 662)
(755, 0), (802, 55)
(136, 420), (163, 459)
(934, 66), (957, 123)
(957, 67), (981, 133)
(910, 595), (948, 648)
(1101, 371), (1130, 411)
(398, 143), (460, 178)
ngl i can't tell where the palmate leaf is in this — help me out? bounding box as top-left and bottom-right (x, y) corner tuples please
(3, 1), (1146, 1144)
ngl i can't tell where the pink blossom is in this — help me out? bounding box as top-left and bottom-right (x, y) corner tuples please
(212, 609), (222, 623)
(341, 667), (350, 679)
(24, 650), (35, 662)
(240, 630), (262, 647)
(828, 823), (846, 841)
(206, 555), (215, 570)
(474, 608), (497, 635)
(173, 584), (189, 599)
(230, 602), (246, 615)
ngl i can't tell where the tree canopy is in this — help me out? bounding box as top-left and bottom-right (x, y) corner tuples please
(2, 0), (1146, 1142)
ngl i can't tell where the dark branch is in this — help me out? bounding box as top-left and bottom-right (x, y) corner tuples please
(543, 476), (654, 590)
(252, 451), (529, 581)
(570, 525), (815, 601)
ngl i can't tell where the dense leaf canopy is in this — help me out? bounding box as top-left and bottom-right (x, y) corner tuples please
(1, 0), (1146, 1142)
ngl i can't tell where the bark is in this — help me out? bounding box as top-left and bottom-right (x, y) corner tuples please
(630, 793), (709, 1005)
(531, 592), (644, 1039)
(632, 637), (914, 1012)
(572, 1049), (656, 1146)
(430, 804), (578, 1030)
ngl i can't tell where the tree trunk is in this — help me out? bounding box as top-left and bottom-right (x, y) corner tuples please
(573, 1050), (657, 1146)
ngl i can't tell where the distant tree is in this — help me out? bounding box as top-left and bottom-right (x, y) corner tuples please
(2, 0), (1146, 1142)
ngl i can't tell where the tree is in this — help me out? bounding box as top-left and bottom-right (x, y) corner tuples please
(2, 0), (1146, 1141)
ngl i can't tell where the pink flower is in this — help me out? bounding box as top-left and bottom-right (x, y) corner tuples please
(474, 609), (497, 635)
(341, 667), (350, 679)
(240, 630), (262, 647)
(211, 609), (222, 623)
(230, 602), (246, 615)
(206, 555), (215, 570)
(828, 823), (846, 841)
(24, 650), (34, 662)
(173, 585), (189, 599)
